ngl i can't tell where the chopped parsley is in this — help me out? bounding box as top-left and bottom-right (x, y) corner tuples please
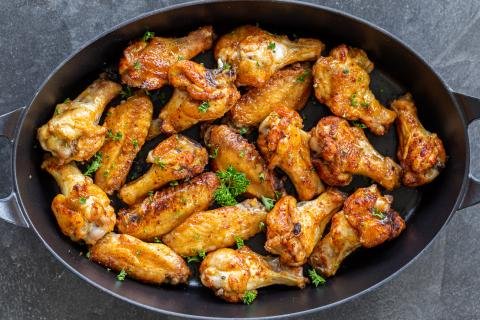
(153, 237), (161, 243)
(296, 70), (311, 82)
(371, 207), (386, 220)
(349, 93), (359, 107)
(177, 55), (184, 61)
(132, 139), (139, 149)
(222, 61), (231, 71)
(107, 130), (123, 141)
(134, 60), (142, 70)
(120, 86), (132, 99)
(235, 236), (244, 249)
(142, 31), (155, 42)
(198, 249), (206, 260)
(198, 101), (210, 113)
(258, 172), (265, 183)
(361, 101), (370, 108)
(79, 197), (87, 205)
(239, 151), (245, 158)
(83, 152), (102, 176)
(209, 147), (219, 159)
(342, 68), (350, 74)
(54, 107), (61, 115)
(308, 269), (326, 287)
(214, 166), (250, 206)
(238, 127), (248, 135)
(85, 251), (91, 259)
(267, 42), (276, 51)
(261, 196), (275, 211)
(63, 98), (71, 103)
(352, 121), (367, 129)
(153, 156), (167, 169)
(169, 180), (179, 187)
(116, 269), (127, 281)
(187, 255), (200, 263)
(242, 290), (257, 304)
(274, 191), (283, 200)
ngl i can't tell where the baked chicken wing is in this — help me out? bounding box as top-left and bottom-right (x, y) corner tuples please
(148, 60), (240, 138)
(41, 157), (115, 245)
(95, 92), (153, 194)
(117, 172), (220, 240)
(309, 116), (401, 190)
(200, 246), (307, 303)
(313, 45), (396, 135)
(162, 198), (267, 257)
(265, 189), (345, 266)
(391, 93), (446, 187)
(37, 77), (121, 163)
(215, 25), (324, 87)
(119, 26), (213, 90)
(90, 233), (190, 285)
(118, 134), (208, 205)
(258, 108), (324, 200)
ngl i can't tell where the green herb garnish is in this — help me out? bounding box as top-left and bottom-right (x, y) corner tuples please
(142, 31), (155, 42)
(134, 60), (142, 70)
(209, 147), (219, 159)
(153, 157), (167, 169)
(198, 101), (210, 113)
(352, 121), (367, 129)
(308, 269), (326, 287)
(296, 69), (311, 82)
(120, 86), (132, 99)
(350, 93), (359, 107)
(83, 152), (102, 176)
(371, 207), (386, 219)
(153, 237), (161, 243)
(198, 249), (206, 260)
(214, 166), (250, 206)
(258, 172), (265, 183)
(261, 196), (275, 211)
(242, 290), (257, 304)
(116, 269), (127, 281)
(239, 151), (245, 158)
(132, 139), (139, 149)
(259, 221), (265, 232)
(342, 68), (350, 74)
(79, 197), (87, 205)
(235, 236), (244, 249)
(169, 181), (179, 187)
(267, 42), (276, 51)
(274, 191), (283, 200)
(106, 130), (123, 141)
(238, 127), (248, 135)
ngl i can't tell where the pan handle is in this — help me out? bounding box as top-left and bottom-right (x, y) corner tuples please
(454, 92), (480, 209)
(0, 107), (28, 227)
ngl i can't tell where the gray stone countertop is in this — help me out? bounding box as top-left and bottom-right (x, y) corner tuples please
(0, 1), (479, 319)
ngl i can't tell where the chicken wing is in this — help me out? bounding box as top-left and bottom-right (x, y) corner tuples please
(265, 189), (345, 266)
(312, 45), (396, 135)
(200, 246), (307, 303)
(119, 26), (213, 90)
(41, 157), (115, 245)
(37, 77), (121, 163)
(204, 124), (279, 199)
(95, 92), (153, 194)
(309, 116), (401, 190)
(90, 233), (190, 285)
(229, 63), (312, 129)
(162, 198), (267, 257)
(257, 108), (324, 200)
(391, 93), (447, 187)
(117, 172), (220, 240)
(118, 134), (208, 205)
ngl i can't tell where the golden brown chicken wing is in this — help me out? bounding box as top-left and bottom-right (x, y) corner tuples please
(313, 45), (396, 135)
(309, 116), (401, 190)
(265, 189), (345, 266)
(162, 198), (267, 257)
(200, 246), (307, 303)
(37, 77), (121, 164)
(41, 157), (115, 245)
(117, 172), (220, 240)
(118, 134), (208, 205)
(204, 124), (279, 199)
(95, 92), (153, 194)
(391, 93), (447, 187)
(229, 63), (312, 129)
(90, 233), (190, 285)
(119, 26), (213, 90)
(258, 108), (324, 201)
(215, 25), (324, 87)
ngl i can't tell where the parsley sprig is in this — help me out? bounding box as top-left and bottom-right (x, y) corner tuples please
(214, 166), (250, 206)
(308, 269), (326, 287)
(242, 290), (257, 304)
(83, 152), (102, 177)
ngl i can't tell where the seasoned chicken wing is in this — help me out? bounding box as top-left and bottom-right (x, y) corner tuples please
(391, 93), (446, 187)
(258, 108), (324, 200)
(229, 63), (312, 129)
(95, 92), (153, 194)
(117, 172), (220, 240)
(41, 157), (115, 245)
(204, 124), (279, 199)
(215, 25), (324, 87)
(119, 26), (213, 90)
(309, 116), (401, 190)
(265, 189), (345, 266)
(37, 77), (121, 163)
(147, 60), (240, 138)
(118, 134), (208, 205)
(90, 233), (190, 285)
(313, 45), (396, 135)
(162, 198), (267, 257)
(200, 246), (307, 303)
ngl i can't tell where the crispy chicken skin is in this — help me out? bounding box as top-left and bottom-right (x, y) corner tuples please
(200, 246), (307, 303)
(309, 116), (401, 190)
(204, 124), (279, 199)
(391, 93), (447, 187)
(162, 199), (267, 257)
(229, 63), (312, 129)
(258, 108), (324, 201)
(119, 26), (213, 90)
(37, 77), (121, 164)
(118, 134), (208, 205)
(148, 60), (240, 138)
(90, 233), (190, 285)
(313, 45), (396, 135)
(117, 172), (220, 240)
(41, 157), (115, 245)
(215, 25), (324, 87)
(95, 92), (153, 194)
(265, 189), (345, 266)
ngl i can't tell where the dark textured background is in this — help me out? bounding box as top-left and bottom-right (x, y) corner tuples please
(1, 1), (479, 319)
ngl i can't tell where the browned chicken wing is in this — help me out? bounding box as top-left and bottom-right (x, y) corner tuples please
(119, 26), (213, 90)
(37, 77), (121, 163)
(258, 108), (324, 200)
(200, 246), (307, 303)
(391, 93), (447, 187)
(309, 116), (401, 190)
(118, 134), (208, 205)
(215, 25), (324, 87)
(90, 233), (190, 285)
(41, 157), (115, 245)
(313, 45), (396, 135)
